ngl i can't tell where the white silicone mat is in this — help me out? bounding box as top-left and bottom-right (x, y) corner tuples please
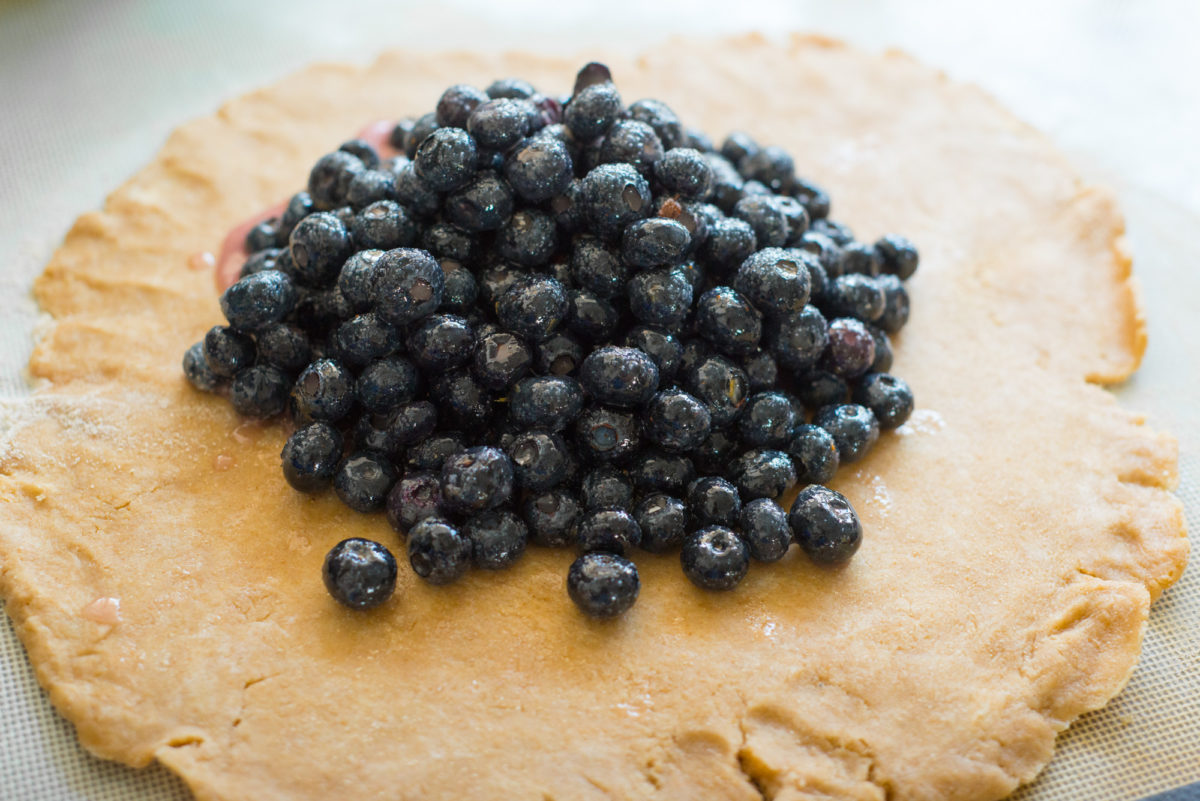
(1, 1), (1197, 799)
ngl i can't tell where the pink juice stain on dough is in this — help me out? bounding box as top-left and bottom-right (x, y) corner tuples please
(81, 597), (121, 625)
(210, 121), (400, 293)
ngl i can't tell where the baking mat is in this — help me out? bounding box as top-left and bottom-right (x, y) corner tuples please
(1, 1), (1197, 799)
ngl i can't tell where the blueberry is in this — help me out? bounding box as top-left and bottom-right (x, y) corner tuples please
(440, 446), (514, 514)
(577, 509), (642, 555)
(346, 169), (397, 209)
(182, 341), (222, 392)
(598, 119), (663, 176)
(632, 494), (686, 553)
(384, 400), (438, 446)
(497, 275), (568, 340)
(430, 370), (493, 432)
(279, 191), (315, 238)
(681, 526), (749, 590)
(569, 236), (627, 298)
(405, 433), (466, 473)
(733, 195), (790, 248)
(422, 224), (477, 262)
(229, 364), (290, 418)
(203, 325), (255, 378)
(507, 430), (570, 491)
(574, 406), (640, 463)
(289, 212), (353, 287)
(875, 274), (910, 334)
(823, 274), (885, 323)
(766, 305), (829, 372)
(730, 448), (796, 500)
(337, 138), (379, 169)
(621, 217), (691, 269)
(534, 331), (585, 375)
(684, 354), (749, 428)
(245, 219), (280, 253)
(504, 135), (574, 203)
(334, 452), (398, 513)
(733, 247), (812, 317)
(739, 145), (795, 192)
(472, 330), (532, 390)
(627, 268), (692, 327)
(696, 286), (762, 356)
(407, 517), (473, 584)
(692, 429), (739, 476)
(840, 242), (882, 277)
(684, 126), (714, 152)
(655, 148), (713, 200)
(407, 314), (476, 371)
(875, 233), (919, 280)
(626, 98), (683, 150)
(795, 368), (847, 410)
(720, 132), (758, 166)
(239, 248), (284, 279)
(371, 248), (444, 327)
(811, 218), (856, 246)
(496, 209), (557, 267)
(413, 127), (478, 192)
(737, 392), (796, 448)
(510, 375), (584, 431)
(853, 372), (914, 429)
(628, 450), (696, 495)
(307, 151), (363, 210)
(389, 118), (415, 149)
(356, 356), (421, 414)
(578, 346), (660, 408)
(740, 350), (778, 393)
(740, 498), (791, 562)
(567, 552), (639, 618)
(467, 98), (532, 151)
(487, 77), (537, 99)
(580, 465), (634, 511)
(464, 509), (528, 570)
(336, 249), (383, 311)
(643, 389), (711, 453)
(404, 112), (440, 159)
(788, 176), (831, 220)
(621, 326), (682, 383)
(823, 317), (877, 379)
(434, 83), (487, 127)
(564, 82), (622, 140)
(393, 162), (441, 217)
(871, 323), (896, 373)
(331, 312), (401, 368)
(353, 415), (400, 459)
(706, 153), (746, 213)
(322, 538), (397, 610)
(656, 197), (711, 255)
(386, 472), (443, 533)
(582, 163), (651, 239)
(524, 488), (582, 548)
(687, 476), (741, 527)
(281, 422), (343, 492)
(350, 200), (415, 251)
(566, 289), (620, 342)
(789, 485), (861, 566)
(291, 358), (355, 424)
(477, 263), (529, 311)
(797, 231), (844, 280)
(787, 424), (840, 485)
(701, 217), (758, 274)
(814, 403), (879, 463)
(444, 170), (514, 231)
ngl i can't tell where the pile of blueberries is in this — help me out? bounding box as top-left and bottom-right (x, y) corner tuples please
(183, 63), (917, 619)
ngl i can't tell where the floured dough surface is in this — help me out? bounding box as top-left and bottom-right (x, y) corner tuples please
(0, 35), (1187, 801)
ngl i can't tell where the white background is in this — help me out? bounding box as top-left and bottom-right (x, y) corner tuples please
(1, 1), (1197, 799)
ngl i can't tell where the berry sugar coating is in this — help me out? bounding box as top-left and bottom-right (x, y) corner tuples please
(621, 217), (691, 269)
(681, 526), (750, 590)
(789, 485), (862, 566)
(737, 392), (797, 448)
(356, 356), (421, 414)
(634, 493), (688, 553)
(370, 248), (445, 327)
(331, 312), (402, 368)
(220, 271), (297, 331)
(506, 430), (570, 492)
(523, 488), (582, 548)
(334, 452), (399, 513)
(654, 148), (713, 199)
(580, 465), (635, 511)
(582, 163), (651, 239)
(729, 448), (796, 500)
(414, 127), (478, 192)
(814, 403), (880, 464)
(643, 389), (711, 453)
(687, 476), (742, 527)
(444, 170), (514, 232)
(504, 134), (574, 203)
(182, 341), (222, 392)
(464, 509), (528, 570)
(684, 354), (749, 428)
(440, 446), (514, 514)
(567, 552), (640, 619)
(875, 233), (920, 280)
(291, 359), (355, 424)
(281, 422), (344, 492)
(289, 212), (354, 286)
(628, 450), (696, 495)
(854, 372), (915, 429)
(766, 305), (829, 372)
(509, 375), (584, 431)
(564, 82), (622, 141)
(407, 517), (473, 584)
(696, 287), (762, 356)
(578, 346), (660, 408)
(203, 325), (255, 378)
(407, 314), (476, 372)
(627, 269), (693, 327)
(740, 498), (791, 562)
(322, 539), (398, 610)
(823, 317), (877, 379)
(577, 509), (642, 556)
(787, 424), (840, 485)
(406, 433), (466, 473)
(573, 406), (640, 463)
(622, 326), (682, 382)
(473, 331), (533, 390)
(386, 471), (443, 533)
(497, 276), (569, 341)
(733, 247), (812, 316)
(230, 365), (290, 419)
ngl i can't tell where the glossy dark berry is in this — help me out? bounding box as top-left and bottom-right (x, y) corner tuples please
(331, 312), (401, 368)
(643, 389), (711, 453)
(701, 217), (758, 274)
(183, 341), (222, 392)
(413, 127), (478, 192)
(287, 359), (353, 423)
(323, 539), (397, 610)
(823, 317), (877, 379)
(568, 236), (625, 298)
(875, 274), (910, 334)
(627, 268), (692, 327)
(625, 98), (682, 150)
(582, 163), (651, 239)
(351, 200), (415, 251)
(875, 233), (919, 279)
(496, 209), (557, 267)
(598, 119), (663, 176)
(279, 191), (315, 237)
(370, 248), (444, 327)
(574, 405), (640, 463)
(464, 509), (528, 570)
(580, 465), (634, 511)
(429, 370), (492, 432)
(630, 494), (685, 553)
(487, 77), (536, 99)
(739, 498), (790, 562)
(853, 372), (914, 429)
(445, 170), (514, 231)
(220, 271), (297, 332)
(524, 488), (582, 548)
(281, 422), (343, 492)
(407, 314), (475, 371)
(346, 169), (397, 209)
(467, 98), (532, 150)
(870, 325), (894, 374)
(621, 326), (682, 383)
(765, 305), (828, 372)
(439, 446), (513, 514)
(405, 433), (465, 474)
(814, 403), (879, 464)
(691, 429), (739, 476)
(621, 217), (690, 269)
(567, 552), (639, 618)
(654, 147), (712, 199)
(733, 247), (812, 317)
(795, 368), (848, 410)
(504, 135), (574, 203)
(386, 472), (443, 533)
(739, 144), (794, 192)
(288, 211), (353, 286)
(577, 509), (642, 555)
(507, 430), (570, 491)
(382, 400), (436, 446)
(229, 364), (290, 418)
(436, 84), (488, 127)
(439, 258), (479, 314)
(687, 476), (741, 527)
(307, 151), (363, 210)
(564, 82), (622, 140)
(681, 526), (749, 590)
(730, 448), (796, 500)
(403, 112), (439, 158)
(824, 274), (885, 323)
(203, 325), (255, 379)
(407, 517), (473, 584)
(238, 248), (284, 279)
(737, 392), (797, 448)
(477, 263), (529, 310)
(789, 485), (861, 566)
(740, 350), (778, 393)
(578, 346), (660, 408)
(497, 275), (568, 340)
(473, 331), (533, 390)
(566, 289), (620, 342)
(510, 375), (584, 431)
(840, 242), (882, 277)
(696, 286), (762, 356)
(356, 356), (421, 414)
(393, 162), (440, 217)
(334, 452), (398, 513)
(628, 450), (695, 495)
(733, 195), (789, 248)
(684, 354), (749, 428)
(336, 249), (383, 311)
(534, 331), (585, 375)
(787, 424), (840, 485)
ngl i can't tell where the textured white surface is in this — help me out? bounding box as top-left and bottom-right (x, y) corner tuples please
(0, 1), (1197, 799)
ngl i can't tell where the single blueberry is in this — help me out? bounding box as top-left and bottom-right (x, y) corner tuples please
(534, 331), (585, 376)
(281, 422), (344, 492)
(733, 195), (790, 248)
(766, 305), (829, 372)
(473, 330), (533, 391)
(509, 375), (585, 431)
(598, 119), (663, 176)
(570, 235), (627, 298)
(789, 485), (862, 566)
(740, 498), (791, 562)
(696, 286), (762, 356)
(524, 488), (582, 548)
(729, 448), (796, 500)
(203, 325), (255, 378)
(464, 509), (528, 570)
(386, 472), (444, 533)
(407, 314), (476, 372)
(622, 326), (682, 383)
(334, 452), (399, 513)
(684, 354), (749, 428)
(229, 364), (290, 418)
(440, 446), (514, 514)
(307, 150), (363, 210)
(853, 372), (914, 429)
(407, 517), (473, 585)
(182, 341), (222, 392)
(436, 84), (488, 128)
(823, 274), (885, 323)
(578, 346), (660, 408)
(577, 509), (642, 556)
(506, 430), (570, 492)
(643, 389), (711, 453)
(413, 127), (478, 192)
(628, 450), (696, 495)
(737, 392), (797, 449)
(702, 217), (758, 275)
(291, 359), (355, 424)
(580, 465), (634, 511)
(733, 247), (813, 317)
(655, 148), (713, 200)
(351, 200), (416, 251)
(627, 268), (693, 328)
(322, 538), (397, 610)
(497, 209), (558, 267)
(330, 312), (401, 368)
(573, 406), (640, 463)
(823, 317), (877, 380)
(564, 82), (622, 141)
(467, 98), (533, 151)
(687, 476), (742, 527)
(356, 356), (421, 414)
(497, 275), (569, 341)
(621, 217), (691, 269)
(633, 494), (688, 553)
(504, 135), (574, 203)
(567, 552), (639, 618)
(582, 163), (651, 240)
(787, 424), (840, 485)
(288, 212), (353, 287)
(875, 233), (919, 280)
(370, 248), (444, 327)
(681, 526), (749, 591)
(405, 434), (466, 474)
(444, 170), (514, 232)
(814, 403), (880, 464)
